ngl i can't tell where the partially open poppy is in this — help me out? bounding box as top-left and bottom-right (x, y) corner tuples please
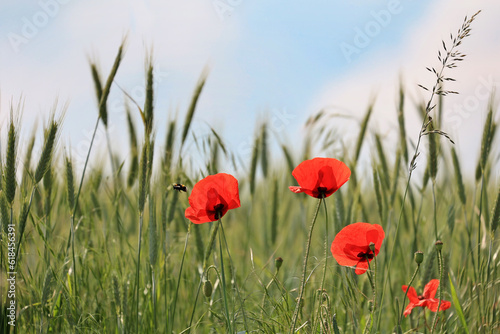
(331, 222), (385, 275)
(185, 173), (241, 224)
(402, 279), (451, 317)
(289, 157), (350, 198)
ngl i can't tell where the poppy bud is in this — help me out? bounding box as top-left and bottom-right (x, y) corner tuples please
(275, 257), (283, 271)
(414, 251), (424, 264)
(203, 280), (213, 298)
(369, 242), (376, 253)
(435, 240), (443, 251)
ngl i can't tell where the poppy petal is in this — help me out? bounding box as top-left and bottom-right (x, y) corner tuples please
(185, 173), (240, 224)
(291, 157), (351, 198)
(331, 223), (385, 271)
(289, 186), (304, 194)
(402, 285), (420, 304)
(185, 207), (209, 224)
(354, 261), (369, 275)
(423, 279), (440, 299)
(403, 303), (416, 317)
(426, 299), (451, 312)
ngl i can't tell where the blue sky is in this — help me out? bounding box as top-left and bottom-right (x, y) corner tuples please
(1, 0), (498, 180)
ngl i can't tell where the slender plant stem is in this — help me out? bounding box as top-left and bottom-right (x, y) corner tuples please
(363, 256), (376, 334)
(135, 211), (144, 334)
(463, 207), (477, 282)
(260, 266), (280, 318)
(431, 249), (443, 333)
(377, 23), (470, 328)
(432, 180), (438, 240)
(170, 223), (191, 333)
(151, 267), (157, 330)
(399, 264), (420, 325)
(63, 115), (101, 298)
(220, 222), (249, 332)
(319, 198), (329, 293)
(313, 197), (329, 332)
(187, 277), (203, 334)
(217, 219), (232, 333)
(70, 214), (78, 298)
(188, 222), (219, 334)
(477, 173), (485, 280)
(290, 197), (323, 334)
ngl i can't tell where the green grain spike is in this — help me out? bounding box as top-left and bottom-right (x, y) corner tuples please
(260, 123), (269, 178)
(5, 119), (17, 204)
(181, 69), (208, 147)
(99, 39), (126, 128)
(144, 61), (154, 137)
(35, 120), (58, 184)
(451, 147), (466, 206)
(65, 155), (75, 210)
(126, 107), (139, 188)
(138, 142), (149, 213)
(491, 188), (500, 233)
(475, 107), (493, 181)
(354, 103), (373, 163)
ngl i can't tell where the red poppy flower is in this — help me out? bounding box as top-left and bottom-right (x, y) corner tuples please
(331, 222), (384, 275)
(402, 279), (451, 317)
(185, 173), (241, 224)
(289, 157), (350, 198)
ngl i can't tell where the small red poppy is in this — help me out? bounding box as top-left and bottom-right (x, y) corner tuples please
(402, 279), (451, 317)
(184, 173), (241, 224)
(289, 157), (350, 198)
(331, 222), (384, 275)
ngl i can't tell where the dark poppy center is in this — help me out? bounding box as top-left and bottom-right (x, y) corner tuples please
(356, 251), (374, 261)
(213, 203), (225, 219)
(317, 187), (328, 197)
(417, 295), (425, 300)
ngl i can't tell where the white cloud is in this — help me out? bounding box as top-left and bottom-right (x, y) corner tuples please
(309, 0), (499, 174)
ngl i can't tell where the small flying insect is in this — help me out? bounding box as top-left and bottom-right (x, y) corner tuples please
(173, 183), (187, 192)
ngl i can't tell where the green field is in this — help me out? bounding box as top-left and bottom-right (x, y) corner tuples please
(0, 12), (498, 334)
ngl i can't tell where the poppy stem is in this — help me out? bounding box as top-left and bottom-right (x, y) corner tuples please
(217, 219), (232, 333)
(363, 255), (376, 334)
(319, 197), (329, 293)
(187, 222), (218, 334)
(290, 197), (323, 334)
(399, 263), (420, 326)
(219, 222), (249, 332)
(431, 248), (444, 333)
(315, 195), (329, 331)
